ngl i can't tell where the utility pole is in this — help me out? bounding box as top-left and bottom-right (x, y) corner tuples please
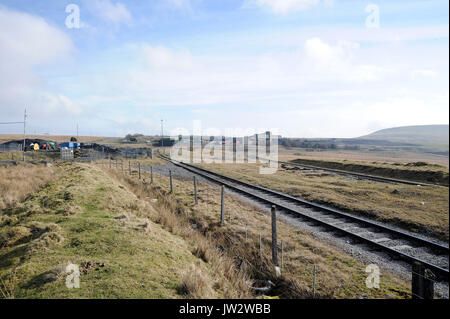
(161, 119), (164, 148)
(23, 109), (27, 162)
(77, 123), (79, 141)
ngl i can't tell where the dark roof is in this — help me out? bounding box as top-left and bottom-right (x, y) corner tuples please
(1, 139), (57, 146)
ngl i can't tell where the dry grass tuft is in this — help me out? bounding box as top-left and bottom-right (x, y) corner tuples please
(179, 264), (216, 299)
(0, 163), (60, 211)
(0, 276), (17, 299)
(26, 229), (64, 254)
(0, 226), (32, 248)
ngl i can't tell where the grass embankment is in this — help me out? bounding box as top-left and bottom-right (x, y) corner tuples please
(0, 162), (60, 211)
(0, 151), (60, 161)
(198, 163), (449, 241)
(0, 162), (247, 298)
(104, 165), (410, 299)
(290, 158), (449, 186)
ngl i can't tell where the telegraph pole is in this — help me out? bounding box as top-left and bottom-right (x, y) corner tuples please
(23, 109), (27, 161)
(161, 119), (164, 148)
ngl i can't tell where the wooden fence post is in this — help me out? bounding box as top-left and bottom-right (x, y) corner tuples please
(412, 262), (435, 299)
(220, 185), (225, 225)
(138, 162), (141, 179)
(259, 233), (262, 258)
(193, 176), (198, 205)
(313, 264), (317, 298)
(150, 166), (153, 184)
(271, 205), (278, 266)
(169, 170), (173, 193)
(244, 221), (247, 240)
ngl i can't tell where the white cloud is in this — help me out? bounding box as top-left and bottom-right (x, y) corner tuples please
(81, 38), (388, 112)
(37, 93), (83, 117)
(0, 7), (79, 122)
(247, 0), (320, 14)
(337, 93), (450, 136)
(89, 0), (132, 25)
(141, 45), (195, 70)
(166, 0), (193, 11)
(305, 37), (349, 63)
(0, 7), (73, 67)
(411, 69), (438, 80)
(304, 37), (388, 82)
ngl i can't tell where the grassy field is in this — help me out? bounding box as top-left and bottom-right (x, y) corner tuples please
(276, 146), (449, 168)
(197, 162), (449, 241)
(0, 161), (412, 298)
(287, 158), (448, 186)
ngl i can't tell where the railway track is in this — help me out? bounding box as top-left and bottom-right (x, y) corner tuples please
(261, 157), (448, 188)
(159, 155), (449, 281)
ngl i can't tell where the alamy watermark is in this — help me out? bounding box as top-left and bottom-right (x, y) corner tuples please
(365, 4), (380, 29)
(365, 264), (380, 289)
(168, 121), (279, 174)
(65, 4), (81, 29)
(65, 263), (80, 289)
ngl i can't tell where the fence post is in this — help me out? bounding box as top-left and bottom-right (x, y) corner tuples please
(244, 221), (247, 240)
(412, 262), (435, 299)
(109, 158), (111, 169)
(281, 240), (284, 270)
(138, 162), (141, 179)
(193, 176), (198, 205)
(271, 205), (278, 266)
(150, 166), (153, 184)
(313, 264), (317, 298)
(169, 170), (173, 193)
(259, 233), (262, 258)
(220, 185), (225, 225)
(121, 160), (124, 174)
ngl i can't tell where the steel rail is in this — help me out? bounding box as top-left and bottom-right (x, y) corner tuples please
(261, 157), (448, 188)
(159, 155), (449, 280)
(174, 159), (448, 251)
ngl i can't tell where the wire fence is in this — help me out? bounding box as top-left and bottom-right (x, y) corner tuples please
(0, 144), (22, 152)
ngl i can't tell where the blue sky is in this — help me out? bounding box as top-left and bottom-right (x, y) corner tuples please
(0, 0), (448, 137)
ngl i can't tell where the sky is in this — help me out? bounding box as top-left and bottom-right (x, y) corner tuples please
(0, 0), (448, 138)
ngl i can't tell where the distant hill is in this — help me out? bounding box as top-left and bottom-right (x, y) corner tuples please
(358, 125), (449, 154)
(361, 125), (449, 144)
